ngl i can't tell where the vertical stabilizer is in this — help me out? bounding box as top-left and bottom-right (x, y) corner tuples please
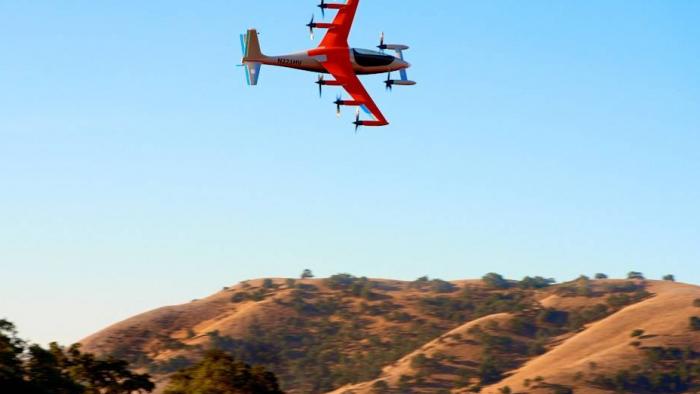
(239, 29), (264, 85)
(242, 29), (264, 61)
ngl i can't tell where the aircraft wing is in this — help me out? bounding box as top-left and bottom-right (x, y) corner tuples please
(319, 0), (360, 48)
(322, 56), (388, 126)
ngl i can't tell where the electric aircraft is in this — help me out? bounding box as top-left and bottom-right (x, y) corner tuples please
(240, 0), (415, 128)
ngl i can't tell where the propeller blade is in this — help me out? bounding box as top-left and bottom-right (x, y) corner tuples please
(335, 94), (342, 116)
(319, 0), (325, 18)
(307, 15), (315, 40)
(354, 108), (361, 132)
(317, 74), (323, 98)
(385, 72), (392, 91)
(378, 32), (385, 52)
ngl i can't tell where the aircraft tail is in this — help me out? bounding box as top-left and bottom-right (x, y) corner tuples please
(240, 29), (265, 85)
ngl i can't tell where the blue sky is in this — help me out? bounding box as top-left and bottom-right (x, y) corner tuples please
(1, 0), (698, 345)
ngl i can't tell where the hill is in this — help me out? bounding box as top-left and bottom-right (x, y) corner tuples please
(80, 275), (700, 393)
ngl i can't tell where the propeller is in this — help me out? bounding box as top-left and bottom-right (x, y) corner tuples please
(316, 74), (324, 97)
(353, 108), (361, 132)
(384, 72), (393, 91)
(377, 32), (386, 52)
(318, 0), (326, 18)
(334, 94), (343, 116)
(306, 15), (315, 40)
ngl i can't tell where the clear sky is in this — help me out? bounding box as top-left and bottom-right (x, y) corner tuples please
(1, 0), (698, 346)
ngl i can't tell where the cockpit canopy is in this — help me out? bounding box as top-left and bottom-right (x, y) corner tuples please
(352, 49), (395, 67)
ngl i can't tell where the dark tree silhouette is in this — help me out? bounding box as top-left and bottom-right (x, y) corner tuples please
(0, 319), (154, 394)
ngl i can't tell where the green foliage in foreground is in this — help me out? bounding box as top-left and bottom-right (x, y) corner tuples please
(0, 319), (154, 394)
(164, 350), (282, 394)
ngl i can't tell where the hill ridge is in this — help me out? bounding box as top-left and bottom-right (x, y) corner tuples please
(80, 276), (700, 393)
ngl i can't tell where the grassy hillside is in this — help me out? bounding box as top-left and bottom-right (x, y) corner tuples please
(80, 275), (700, 393)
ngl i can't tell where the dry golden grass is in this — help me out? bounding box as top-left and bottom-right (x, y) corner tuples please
(79, 278), (700, 394)
(481, 280), (700, 394)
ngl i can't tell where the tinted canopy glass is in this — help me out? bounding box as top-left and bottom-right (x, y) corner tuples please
(353, 49), (394, 67)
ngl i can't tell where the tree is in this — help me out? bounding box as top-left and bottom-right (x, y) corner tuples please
(51, 343), (155, 393)
(164, 350), (282, 394)
(262, 278), (274, 289)
(300, 269), (314, 279)
(627, 271), (645, 280)
(0, 319), (28, 393)
(662, 274), (675, 282)
(0, 319), (154, 394)
(594, 273), (608, 279)
(25, 344), (82, 394)
(482, 273), (511, 289)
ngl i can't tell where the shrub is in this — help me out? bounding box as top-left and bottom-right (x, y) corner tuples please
(538, 309), (569, 326)
(691, 316), (700, 331)
(285, 278), (296, 288)
(430, 278), (457, 293)
(371, 379), (389, 392)
(250, 289), (266, 301)
(630, 329), (645, 337)
(478, 355), (504, 384)
(262, 278), (274, 289)
(230, 292), (249, 303)
(482, 273), (511, 289)
(499, 386), (512, 394)
(518, 276), (555, 289)
(604, 281), (641, 293)
(326, 273), (357, 290)
(627, 271), (645, 280)
(350, 277), (374, 299)
(594, 273), (608, 279)
(552, 387), (573, 394)
(408, 276), (430, 289)
(300, 269), (314, 279)
(662, 274), (675, 281)
(508, 316), (538, 337)
(387, 311), (413, 322)
(410, 354), (428, 369)
(567, 304), (609, 330)
(607, 293), (631, 308)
